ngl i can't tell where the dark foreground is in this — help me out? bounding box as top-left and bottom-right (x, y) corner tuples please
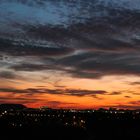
(1, 121), (140, 140)
(0, 108), (140, 140)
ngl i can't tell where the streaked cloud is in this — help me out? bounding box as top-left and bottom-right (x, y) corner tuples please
(0, 0), (140, 109)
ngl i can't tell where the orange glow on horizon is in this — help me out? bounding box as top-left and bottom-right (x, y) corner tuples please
(0, 74), (140, 110)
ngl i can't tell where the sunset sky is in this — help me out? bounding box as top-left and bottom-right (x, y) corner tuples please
(0, 0), (140, 109)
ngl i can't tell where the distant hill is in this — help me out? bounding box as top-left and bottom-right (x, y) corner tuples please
(0, 104), (26, 111)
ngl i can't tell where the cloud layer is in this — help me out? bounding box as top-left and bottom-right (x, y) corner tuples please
(0, 0), (140, 108)
(0, 0), (140, 79)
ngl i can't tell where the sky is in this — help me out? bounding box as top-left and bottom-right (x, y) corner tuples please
(0, 0), (140, 109)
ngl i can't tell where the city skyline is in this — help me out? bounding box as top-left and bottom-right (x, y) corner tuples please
(0, 0), (140, 109)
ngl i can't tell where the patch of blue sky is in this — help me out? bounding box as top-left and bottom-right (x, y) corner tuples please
(0, 1), (90, 27)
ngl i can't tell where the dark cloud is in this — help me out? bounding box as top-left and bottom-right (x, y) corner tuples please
(129, 100), (140, 105)
(54, 85), (66, 88)
(0, 88), (29, 94)
(30, 88), (107, 97)
(124, 96), (132, 98)
(0, 38), (74, 57)
(0, 71), (18, 79)
(109, 92), (122, 95)
(0, 97), (40, 104)
(76, 54), (140, 75)
(0, 97), (39, 102)
(0, 0), (140, 79)
(129, 82), (140, 85)
(9, 50), (140, 79)
(61, 52), (140, 78)
(0, 0), (140, 108)
(10, 63), (53, 71)
(64, 89), (107, 97)
(0, 87), (107, 97)
(23, 12), (140, 54)
(132, 93), (140, 95)
(21, 6), (140, 53)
